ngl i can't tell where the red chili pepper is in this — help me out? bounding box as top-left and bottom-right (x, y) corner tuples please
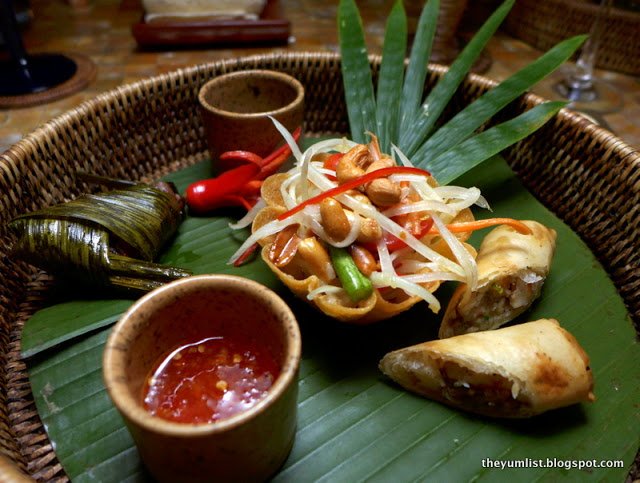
(203, 194), (254, 211)
(257, 151), (293, 181)
(186, 127), (302, 215)
(277, 166), (431, 221)
(324, 152), (343, 170)
(384, 218), (434, 252)
(219, 150), (264, 167)
(259, 127), (302, 168)
(186, 163), (260, 214)
(323, 153), (343, 180)
(233, 242), (259, 267)
(362, 217), (434, 253)
(238, 179), (263, 198)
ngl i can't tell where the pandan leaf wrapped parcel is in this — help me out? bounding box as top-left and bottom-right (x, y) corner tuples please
(9, 174), (190, 292)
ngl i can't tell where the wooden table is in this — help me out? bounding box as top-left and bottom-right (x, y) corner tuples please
(1, 0), (639, 153)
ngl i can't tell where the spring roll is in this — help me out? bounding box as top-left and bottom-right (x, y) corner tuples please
(379, 319), (595, 418)
(439, 220), (556, 339)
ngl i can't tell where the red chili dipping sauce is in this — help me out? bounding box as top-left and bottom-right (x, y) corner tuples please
(143, 335), (280, 424)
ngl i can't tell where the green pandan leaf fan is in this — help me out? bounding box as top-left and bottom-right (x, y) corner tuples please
(10, 174), (191, 292)
(338, 0), (586, 184)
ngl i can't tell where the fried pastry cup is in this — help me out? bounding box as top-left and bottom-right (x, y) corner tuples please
(439, 220), (556, 338)
(380, 319), (595, 418)
(252, 173), (474, 324)
(260, 245), (439, 324)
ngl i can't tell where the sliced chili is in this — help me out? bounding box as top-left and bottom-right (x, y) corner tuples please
(362, 217), (433, 253)
(233, 242), (259, 267)
(277, 166), (431, 221)
(385, 217), (434, 251)
(323, 153), (344, 180)
(260, 126), (302, 167)
(219, 150), (263, 166)
(257, 151), (293, 180)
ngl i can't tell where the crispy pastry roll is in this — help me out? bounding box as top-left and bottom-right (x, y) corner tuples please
(439, 220), (556, 338)
(379, 319), (595, 418)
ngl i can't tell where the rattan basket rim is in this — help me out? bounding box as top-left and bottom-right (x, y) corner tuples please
(1, 50), (639, 482)
(540, 0), (640, 19)
(2, 52), (638, 169)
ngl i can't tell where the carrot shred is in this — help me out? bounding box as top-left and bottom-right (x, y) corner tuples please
(277, 166), (431, 221)
(426, 218), (532, 235)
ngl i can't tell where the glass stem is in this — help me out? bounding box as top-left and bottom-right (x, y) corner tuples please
(568, 0), (613, 90)
(0, 0), (34, 86)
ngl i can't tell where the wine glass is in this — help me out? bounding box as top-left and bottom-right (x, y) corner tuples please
(0, 0), (77, 97)
(536, 0), (623, 114)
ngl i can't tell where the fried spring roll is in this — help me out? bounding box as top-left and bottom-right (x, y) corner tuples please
(439, 220), (556, 339)
(379, 319), (595, 418)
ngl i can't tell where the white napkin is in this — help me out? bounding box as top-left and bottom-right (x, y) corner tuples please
(143, 0), (267, 21)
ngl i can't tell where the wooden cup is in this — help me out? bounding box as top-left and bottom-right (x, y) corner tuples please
(198, 69), (304, 171)
(103, 275), (301, 482)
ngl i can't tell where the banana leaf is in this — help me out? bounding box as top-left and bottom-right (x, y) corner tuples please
(10, 177), (190, 292)
(23, 153), (640, 482)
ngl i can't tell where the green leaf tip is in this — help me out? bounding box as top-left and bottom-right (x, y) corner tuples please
(420, 100), (567, 185)
(339, 0), (581, 184)
(399, 0), (439, 135)
(338, 0), (378, 144)
(399, 0), (516, 155)
(375, 0), (408, 151)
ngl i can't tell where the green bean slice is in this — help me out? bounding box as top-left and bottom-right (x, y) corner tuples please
(330, 246), (374, 302)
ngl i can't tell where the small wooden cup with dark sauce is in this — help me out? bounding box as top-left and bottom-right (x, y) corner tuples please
(103, 275), (301, 482)
(198, 70), (304, 171)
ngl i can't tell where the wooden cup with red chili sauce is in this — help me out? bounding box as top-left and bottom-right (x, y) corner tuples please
(103, 275), (301, 483)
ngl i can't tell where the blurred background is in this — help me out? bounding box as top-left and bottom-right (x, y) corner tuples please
(1, 0), (639, 153)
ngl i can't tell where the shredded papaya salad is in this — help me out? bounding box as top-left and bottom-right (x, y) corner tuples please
(228, 120), (531, 315)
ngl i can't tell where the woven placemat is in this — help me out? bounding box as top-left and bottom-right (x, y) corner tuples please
(0, 53), (96, 109)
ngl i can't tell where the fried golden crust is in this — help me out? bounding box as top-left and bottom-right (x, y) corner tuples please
(252, 172), (473, 323)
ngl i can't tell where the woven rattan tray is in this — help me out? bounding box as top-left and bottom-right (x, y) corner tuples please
(0, 52), (639, 481)
(504, 0), (640, 76)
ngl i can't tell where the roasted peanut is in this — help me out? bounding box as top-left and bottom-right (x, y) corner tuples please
(268, 224), (300, 267)
(366, 179), (401, 206)
(365, 156), (395, 172)
(356, 217), (382, 244)
(364, 156), (401, 206)
(336, 144), (369, 184)
(320, 197), (351, 241)
(295, 237), (335, 282)
(344, 190), (373, 205)
(349, 244), (378, 276)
